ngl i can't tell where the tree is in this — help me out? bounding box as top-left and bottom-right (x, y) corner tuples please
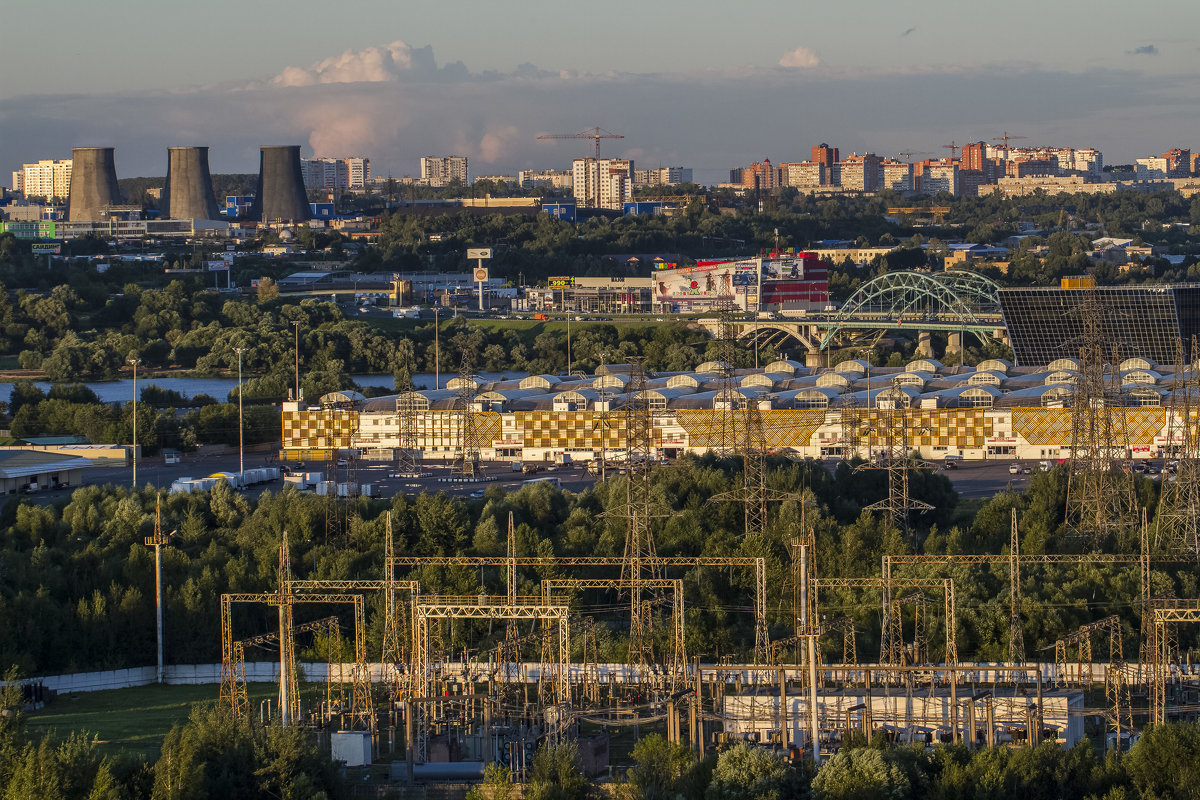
(256, 277), (280, 304)
(1124, 723), (1200, 800)
(527, 742), (589, 800)
(706, 743), (797, 800)
(467, 763), (516, 800)
(811, 747), (910, 800)
(626, 734), (693, 800)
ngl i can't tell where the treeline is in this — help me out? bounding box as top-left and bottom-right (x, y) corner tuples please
(5, 383), (279, 454)
(0, 689), (345, 799)
(0, 453), (1189, 677)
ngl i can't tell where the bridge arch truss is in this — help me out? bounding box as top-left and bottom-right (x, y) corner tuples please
(818, 270), (1003, 350)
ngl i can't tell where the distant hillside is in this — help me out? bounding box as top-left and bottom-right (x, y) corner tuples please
(117, 173), (257, 208)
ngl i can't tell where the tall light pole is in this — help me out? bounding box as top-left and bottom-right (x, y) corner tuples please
(234, 347), (246, 477)
(144, 495), (174, 684)
(433, 306), (440, 389)
(291, 320), (301, 402)
(129, 357), (140, 489)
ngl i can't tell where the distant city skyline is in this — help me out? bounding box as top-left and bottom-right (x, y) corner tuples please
(2, 0), (1199, 183)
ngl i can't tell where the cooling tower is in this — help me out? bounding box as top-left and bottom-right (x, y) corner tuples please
(162, 146), (220, 220)
(67, 147), (122, 222)
(251, 145), (311, 222)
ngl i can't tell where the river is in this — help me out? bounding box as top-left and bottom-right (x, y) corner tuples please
(0, 372), (530, 404)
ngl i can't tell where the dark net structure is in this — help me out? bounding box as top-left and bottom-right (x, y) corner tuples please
(998, 284), (1200, 367)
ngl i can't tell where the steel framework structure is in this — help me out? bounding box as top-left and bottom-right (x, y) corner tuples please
(819, 270), (1003, 350)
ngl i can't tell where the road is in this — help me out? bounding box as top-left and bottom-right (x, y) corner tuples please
(34, 453), (1035, 505)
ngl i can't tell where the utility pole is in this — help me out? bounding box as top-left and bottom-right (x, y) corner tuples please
(129, 357), (140, 489)
(291, 320), (301, 402)
(144, 495), (174, 684)
(234, 347), (246, 477)
(434, 306), (441, 389)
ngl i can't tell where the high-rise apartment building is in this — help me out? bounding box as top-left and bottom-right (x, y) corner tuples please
(920, 162), (959, 196)
(13, 159), (72, 200)
(878, 159), (913, 192)
(420, 156), (469, 187)
(518, 169), (573, 189)
(1163, 148), (1192, 177)
(301, 157), (370, 189)
(779, 162), (825, 188)
(1072, 148), (1103, 177)
(631, 166), (692, 187)
(811, 144), (839, 174)
(838, 154), (881, 192)
(960, 142), (988, 172)
(572, 158), (633, 209)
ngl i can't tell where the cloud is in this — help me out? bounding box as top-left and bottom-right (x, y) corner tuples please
(902, 27), (917, 37)
(3, 43), (1198, 182)
(479, 125), (520, 162)
(1128, 44), (1159, 56)
(778, 47), (821, 69)
(271, 40), (437, 86)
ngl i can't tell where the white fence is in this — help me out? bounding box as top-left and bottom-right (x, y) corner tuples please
(8, 661), (1199, 696)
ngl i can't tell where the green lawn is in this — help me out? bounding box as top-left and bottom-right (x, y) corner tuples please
(25, 682), (279, 759)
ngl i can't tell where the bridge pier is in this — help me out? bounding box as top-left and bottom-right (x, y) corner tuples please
(805, 349), (823, 368)
(916, 331), (934, 358)
(946, 331), (963, 356)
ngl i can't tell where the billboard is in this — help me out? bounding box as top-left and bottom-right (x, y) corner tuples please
(653, 260), (757, 305)
(548, 276), (575, 288)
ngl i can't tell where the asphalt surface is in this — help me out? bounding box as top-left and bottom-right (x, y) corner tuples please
(29, 453), (1039, 505)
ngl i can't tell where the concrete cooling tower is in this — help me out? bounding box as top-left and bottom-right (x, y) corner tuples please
(67, 147), (122, 221)
(162, 146), (220, 220)
(251, 145), (311, 222)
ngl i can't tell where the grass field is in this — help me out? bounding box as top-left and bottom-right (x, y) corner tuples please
(25, 682), (279, 759)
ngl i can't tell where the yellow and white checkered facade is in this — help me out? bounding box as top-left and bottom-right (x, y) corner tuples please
(281, 401), (1190, 462)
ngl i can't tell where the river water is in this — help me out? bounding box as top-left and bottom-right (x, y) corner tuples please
(0, 371), (530, 404)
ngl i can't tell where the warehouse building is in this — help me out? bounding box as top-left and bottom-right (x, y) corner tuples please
(282, 356), (1196, 465)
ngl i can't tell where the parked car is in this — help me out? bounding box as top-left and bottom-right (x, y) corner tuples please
(1008, 463), (1021, 474)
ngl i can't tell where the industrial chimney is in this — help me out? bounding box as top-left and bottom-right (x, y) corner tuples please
(251, 145), (311, 222)
(67, 147), (122, 222)
(162, 146), (220, 220)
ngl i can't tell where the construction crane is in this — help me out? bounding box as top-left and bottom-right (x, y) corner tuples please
(897, 151), (932, 164)
(536, 127), (625, 160)
(993, 131), (1027, 149)
(941, 141), (960, 160)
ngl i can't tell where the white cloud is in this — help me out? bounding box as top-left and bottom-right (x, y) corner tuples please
(272, 40), (434, 86)
(779, 47), (821, 69)
(479, 125), (520, 163)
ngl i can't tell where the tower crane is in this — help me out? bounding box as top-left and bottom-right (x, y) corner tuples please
(536, 127), (625, 160)
(941, 141), (960, 160)
(897, 151), (932, 163)
(992, 131), (1027, 149)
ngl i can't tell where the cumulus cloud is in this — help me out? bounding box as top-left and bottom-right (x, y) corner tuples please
(479, 125), (520, 162)
(1128, 44), (1159, 56)
(272, 40), (436, 86)
(779, 46), (820, 68)
(3, 45), (1196, 183)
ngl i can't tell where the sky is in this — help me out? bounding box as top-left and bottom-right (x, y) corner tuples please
(3, 0), (1199, 184)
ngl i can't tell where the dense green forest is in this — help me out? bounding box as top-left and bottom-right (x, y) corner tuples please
(0, 456), (1185, 677)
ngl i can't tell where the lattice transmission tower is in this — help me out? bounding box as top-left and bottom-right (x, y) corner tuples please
(1063, 292), (1134, 538)
(451, 354), (482, 480)
(862, 377), (932, 540)
(1155, 336), (1200, 558)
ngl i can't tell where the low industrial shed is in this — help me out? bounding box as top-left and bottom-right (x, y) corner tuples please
(0, 450), (92, 494)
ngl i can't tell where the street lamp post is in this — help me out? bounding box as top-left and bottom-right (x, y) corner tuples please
(144, 496), (173, 684)
(434, 306), (440, 389)
(291, 320), (301, 402)
(234, 347), (246, 477)
(129, 357), (140, 489)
